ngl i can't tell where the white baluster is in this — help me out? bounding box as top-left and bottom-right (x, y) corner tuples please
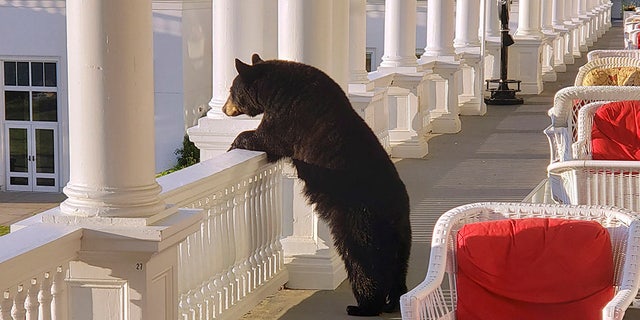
(50, 267), (64, 320)
(0, 291), (11, 320)
(25, 279), (38, 320)
(38, 273), (52, 320)
(248, 174), (262, 289)
(222, 192), (236, 308)
(258, 172), (270, 282)
(11, 285), (26, 320)
(233, 182), (248, 300)
(264, 168), (275, 279)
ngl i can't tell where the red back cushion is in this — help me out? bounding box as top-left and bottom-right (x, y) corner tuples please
(456, 218), (614, 320)
(591, 100), (640, 160)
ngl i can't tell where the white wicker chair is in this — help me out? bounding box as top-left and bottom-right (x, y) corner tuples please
(547, 101), (640, 210)
(573, 57), (640, 86)
(588, 50), (640, 62)
(545, 86), (640, 163)
(400, 202), (640, 320)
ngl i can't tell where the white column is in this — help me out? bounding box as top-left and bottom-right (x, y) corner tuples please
(511, 0), (545, 93)
(277, 0), (348, 290)
(484, 0), (502, 81)
(423, 0), (456, 58)
(454, 0), (480, 48)
(209, 0), (271, 119)
(454, 0), (485, 116)
(279, 1), (332, 71)
(572, 0), (588, 52)
(485, 0), (501, 37)
(379, 0), (418, 69)
(551, 0), (568, 72)
(349, 0), (370, 89)
(332, 0), (349, 91)
(61, 0), (164, 218)
(515, 0), (543, 38)
(188, 0), (276, 160)
(541, 0), (557, 82)
(564, 0), (580, 59)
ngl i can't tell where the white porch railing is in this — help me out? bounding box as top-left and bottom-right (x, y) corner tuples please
(0, 149), (286, 320)
(0, 224), (81, 320)
(159, 149), (287, 319)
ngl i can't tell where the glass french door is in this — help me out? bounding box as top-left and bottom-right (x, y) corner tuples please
(2, 60), (59, 192)
(5, 123), (58, 192)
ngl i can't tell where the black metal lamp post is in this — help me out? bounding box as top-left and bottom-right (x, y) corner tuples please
(484, 0), (523, 105)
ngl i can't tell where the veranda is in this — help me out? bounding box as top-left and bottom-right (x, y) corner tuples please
(0, 1), (629, 319)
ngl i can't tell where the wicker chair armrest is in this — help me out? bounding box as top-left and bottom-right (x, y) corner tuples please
(604, 290), (638, 320)
(550, 86), (640, 127)
(572, 140), (592, 160)
(544, 125), (573, 162)
(604, 220), (640, 320)
(587, 50), (640, 61)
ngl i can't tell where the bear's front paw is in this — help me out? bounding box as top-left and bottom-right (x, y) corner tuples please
(229, 130), (258, 151)
(346, 305), (380, 317)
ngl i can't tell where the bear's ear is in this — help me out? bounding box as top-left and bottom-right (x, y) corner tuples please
(235, 58), (252, 76)
(251, 53), (264, 65)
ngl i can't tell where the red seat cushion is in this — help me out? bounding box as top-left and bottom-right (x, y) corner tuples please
(456, 218), (614, 320)
(591, 100), (640, 160)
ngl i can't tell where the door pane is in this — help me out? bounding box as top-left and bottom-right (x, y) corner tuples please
(44, 63), (57, 87)
(4, 62), (16, 86)
(31, 62), (44, 86)
(17, 62), (29, 86)
(36, 178), (55, 186)
(35, 129), (54, 174)
(32, 92), (57, 121)
(9, 128), (28, 173)
(5, 91), (30, 121)
(10, 177), (28, 186)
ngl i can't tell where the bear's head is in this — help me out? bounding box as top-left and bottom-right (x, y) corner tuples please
(222, 54), (266, 117)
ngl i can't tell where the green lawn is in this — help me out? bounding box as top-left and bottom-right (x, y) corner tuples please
(0, 226), (9, 236)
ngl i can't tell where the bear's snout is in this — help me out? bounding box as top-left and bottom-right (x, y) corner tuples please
(222, 97), (242, 116)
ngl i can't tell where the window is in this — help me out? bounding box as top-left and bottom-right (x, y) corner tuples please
(3, 61), (58, 122)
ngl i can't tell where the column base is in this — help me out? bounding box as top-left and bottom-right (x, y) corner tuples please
(349, 87), (391, 154)
(282, 238), (347, 290)
(509, 38), (544, 94)
(60, 182), (166, 220)
(429, 110), (462, 133)
(421, 59), (462, 133)
(187, 116), (261, 161)
(390, 137), (428, 159)
(382, 72), (430, 159)
(554, 63), (567, 73)
(459, 96), (486, 116)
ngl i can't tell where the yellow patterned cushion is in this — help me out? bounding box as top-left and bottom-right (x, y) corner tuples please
(582, 67), (640, 86)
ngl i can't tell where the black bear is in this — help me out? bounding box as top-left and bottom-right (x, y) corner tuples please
(224, 54), (411, 317)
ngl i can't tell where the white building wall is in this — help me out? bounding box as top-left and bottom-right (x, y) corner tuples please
(0, 3), (69, 190)
(152, 1), (212, 172)
(0, 1), (212, 189)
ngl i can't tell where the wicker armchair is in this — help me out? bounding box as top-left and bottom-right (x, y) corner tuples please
(400, 202), (640, 320)
(545, 86), (640, 163)
(573, 57), (640, 86)
(588, 50), (640, 62)
(548, 100), (640, 210)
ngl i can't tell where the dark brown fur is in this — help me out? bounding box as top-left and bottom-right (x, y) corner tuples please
(225, 54), (411, 316)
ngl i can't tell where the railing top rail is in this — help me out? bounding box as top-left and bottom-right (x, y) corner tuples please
(0, 223), (81, 286)
(157, 149), (269, 207)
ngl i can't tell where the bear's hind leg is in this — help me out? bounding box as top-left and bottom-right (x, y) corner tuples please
(342, 251), (390, 317)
